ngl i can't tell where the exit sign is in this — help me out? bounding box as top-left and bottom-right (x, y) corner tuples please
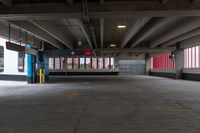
(84, 49), (92, 56)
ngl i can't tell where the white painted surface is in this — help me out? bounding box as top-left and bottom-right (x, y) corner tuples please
(0, 39), (27, 76)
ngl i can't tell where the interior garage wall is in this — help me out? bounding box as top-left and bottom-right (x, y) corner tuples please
(119, 60), (145, 75)
(183, 68), (200, 81)
(149, 69), (176, 79)
(149, 72), (176, 79)
(117, 53), (145, 75)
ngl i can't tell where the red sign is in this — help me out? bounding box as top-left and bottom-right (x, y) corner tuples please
(84, 49), (92, 56)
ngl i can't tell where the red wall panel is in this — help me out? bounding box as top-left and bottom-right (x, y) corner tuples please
(151, 53), (175, 69)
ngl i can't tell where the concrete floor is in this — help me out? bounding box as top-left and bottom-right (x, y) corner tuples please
(0, 76), (200, 133)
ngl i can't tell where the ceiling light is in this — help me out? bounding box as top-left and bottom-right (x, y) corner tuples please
(78, 39), (82, 46)
(117, 25), (127, 29)
(110, 44), (116, 47)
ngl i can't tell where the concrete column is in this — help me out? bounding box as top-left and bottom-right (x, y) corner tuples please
(175, 45), (184, 79)
(37, 51), (49, 81)
(27, 45), (36, 84)
(145, 54), (151, 75)
(114, 56), (119, 70)
(44, 54), (49, 81)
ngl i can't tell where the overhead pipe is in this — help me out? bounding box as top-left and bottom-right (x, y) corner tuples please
(82, 0), (98, 49)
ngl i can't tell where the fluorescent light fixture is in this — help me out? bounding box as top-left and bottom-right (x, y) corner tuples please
(110, 44), (116, 47)
(117, 25), (127, 29)
(78, 39), (82, 46)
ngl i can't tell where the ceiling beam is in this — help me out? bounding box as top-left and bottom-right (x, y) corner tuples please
(161, 27), (200, 48)
(121, 17), (151, 48)
(150, 17), (200, 48)
(30, 20), (73, 49)
(100, 18), (104, 49)
(67, 0), (73, 5)
(66, 19), (93, 49)
(130, 17), (178, 48)
(0, 20), (41, 49)
(180, 34), (200, 49)
(161, 0), (168, 4)
(96, 47), (176, 53)
(100, 0), (104, 49)
(192, 0), (199, 4)
(9, 20), (64, 49)
(0, 0), (12, 7)
(100, 0), (104, 5)
(2, 2), (200, 20)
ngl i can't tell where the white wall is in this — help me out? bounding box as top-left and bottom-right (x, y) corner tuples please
(0, 39), (27, 76)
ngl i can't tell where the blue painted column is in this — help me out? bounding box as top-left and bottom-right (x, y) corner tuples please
(27, 45), (34, 84)
(37, 51), (49, 82)
(44, 53), (49, 81)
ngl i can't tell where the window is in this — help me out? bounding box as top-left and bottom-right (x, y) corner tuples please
(184, 46), (200, 68)
(80, 58), (84, 69)
(151, 53), (175, 69)
(110, 58), (114, 69)
(74, 58), (79, 69)
(0, 46), (4, 72)
(86, 58), (90, 69)
(63, 57), (115, 70)
(105, 58), (109, 69)
(48, 58), (64, 69)
(98, 58), (103, 69)
(18, 52), (25, 72)
(49, 58), (54, 70)
(67, 58), (72, 69)
(92, 58), (97, 69)
(55, 58), (62, 69)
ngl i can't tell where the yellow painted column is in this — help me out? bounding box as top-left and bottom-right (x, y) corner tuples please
(40, 69), (43, 84)
(43, 69), (45, 84)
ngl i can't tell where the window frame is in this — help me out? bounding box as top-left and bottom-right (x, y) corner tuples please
(0, 46), (4, 72)
(18, 52), (25, 72)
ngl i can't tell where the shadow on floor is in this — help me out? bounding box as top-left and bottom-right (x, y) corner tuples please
(47, 76), (121, 84)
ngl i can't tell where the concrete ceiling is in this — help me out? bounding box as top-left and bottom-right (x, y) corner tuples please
(0, 0), (200, 54)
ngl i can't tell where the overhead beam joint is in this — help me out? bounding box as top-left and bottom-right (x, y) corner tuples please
(161, 0), (168, 4)
(0, 0), (12, 7)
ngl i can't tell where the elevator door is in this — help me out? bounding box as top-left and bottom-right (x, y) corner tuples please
(119, 60), (145, 75)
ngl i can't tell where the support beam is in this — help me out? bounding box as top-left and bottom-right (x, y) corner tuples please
(67, 0), (73, 5)
(30, 20), (73, 49)
(66, 19), (93, 49)
(89, 25), (98, 49)
(0, 0), (12, 7)
(161, 0), (168, 4)
(100, 0), (104, 5)
(96, 47), (176, 53)
(9, 20), (64, 49)
(150, 17), (200, 48)
(100, 0), (104, 49)
(175, 45), (184, 79)
(161, 27), (200, 48)
(192, 0), (199, 4)
(121, 17), (151, 48)
(180, 34), (200, 49)
(2, 2), (200, 20)
(0, 20), (41, 49)
(130, 17), (178, 48)
(145, 54), (151, 75)
(100, 18), (104, 49)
